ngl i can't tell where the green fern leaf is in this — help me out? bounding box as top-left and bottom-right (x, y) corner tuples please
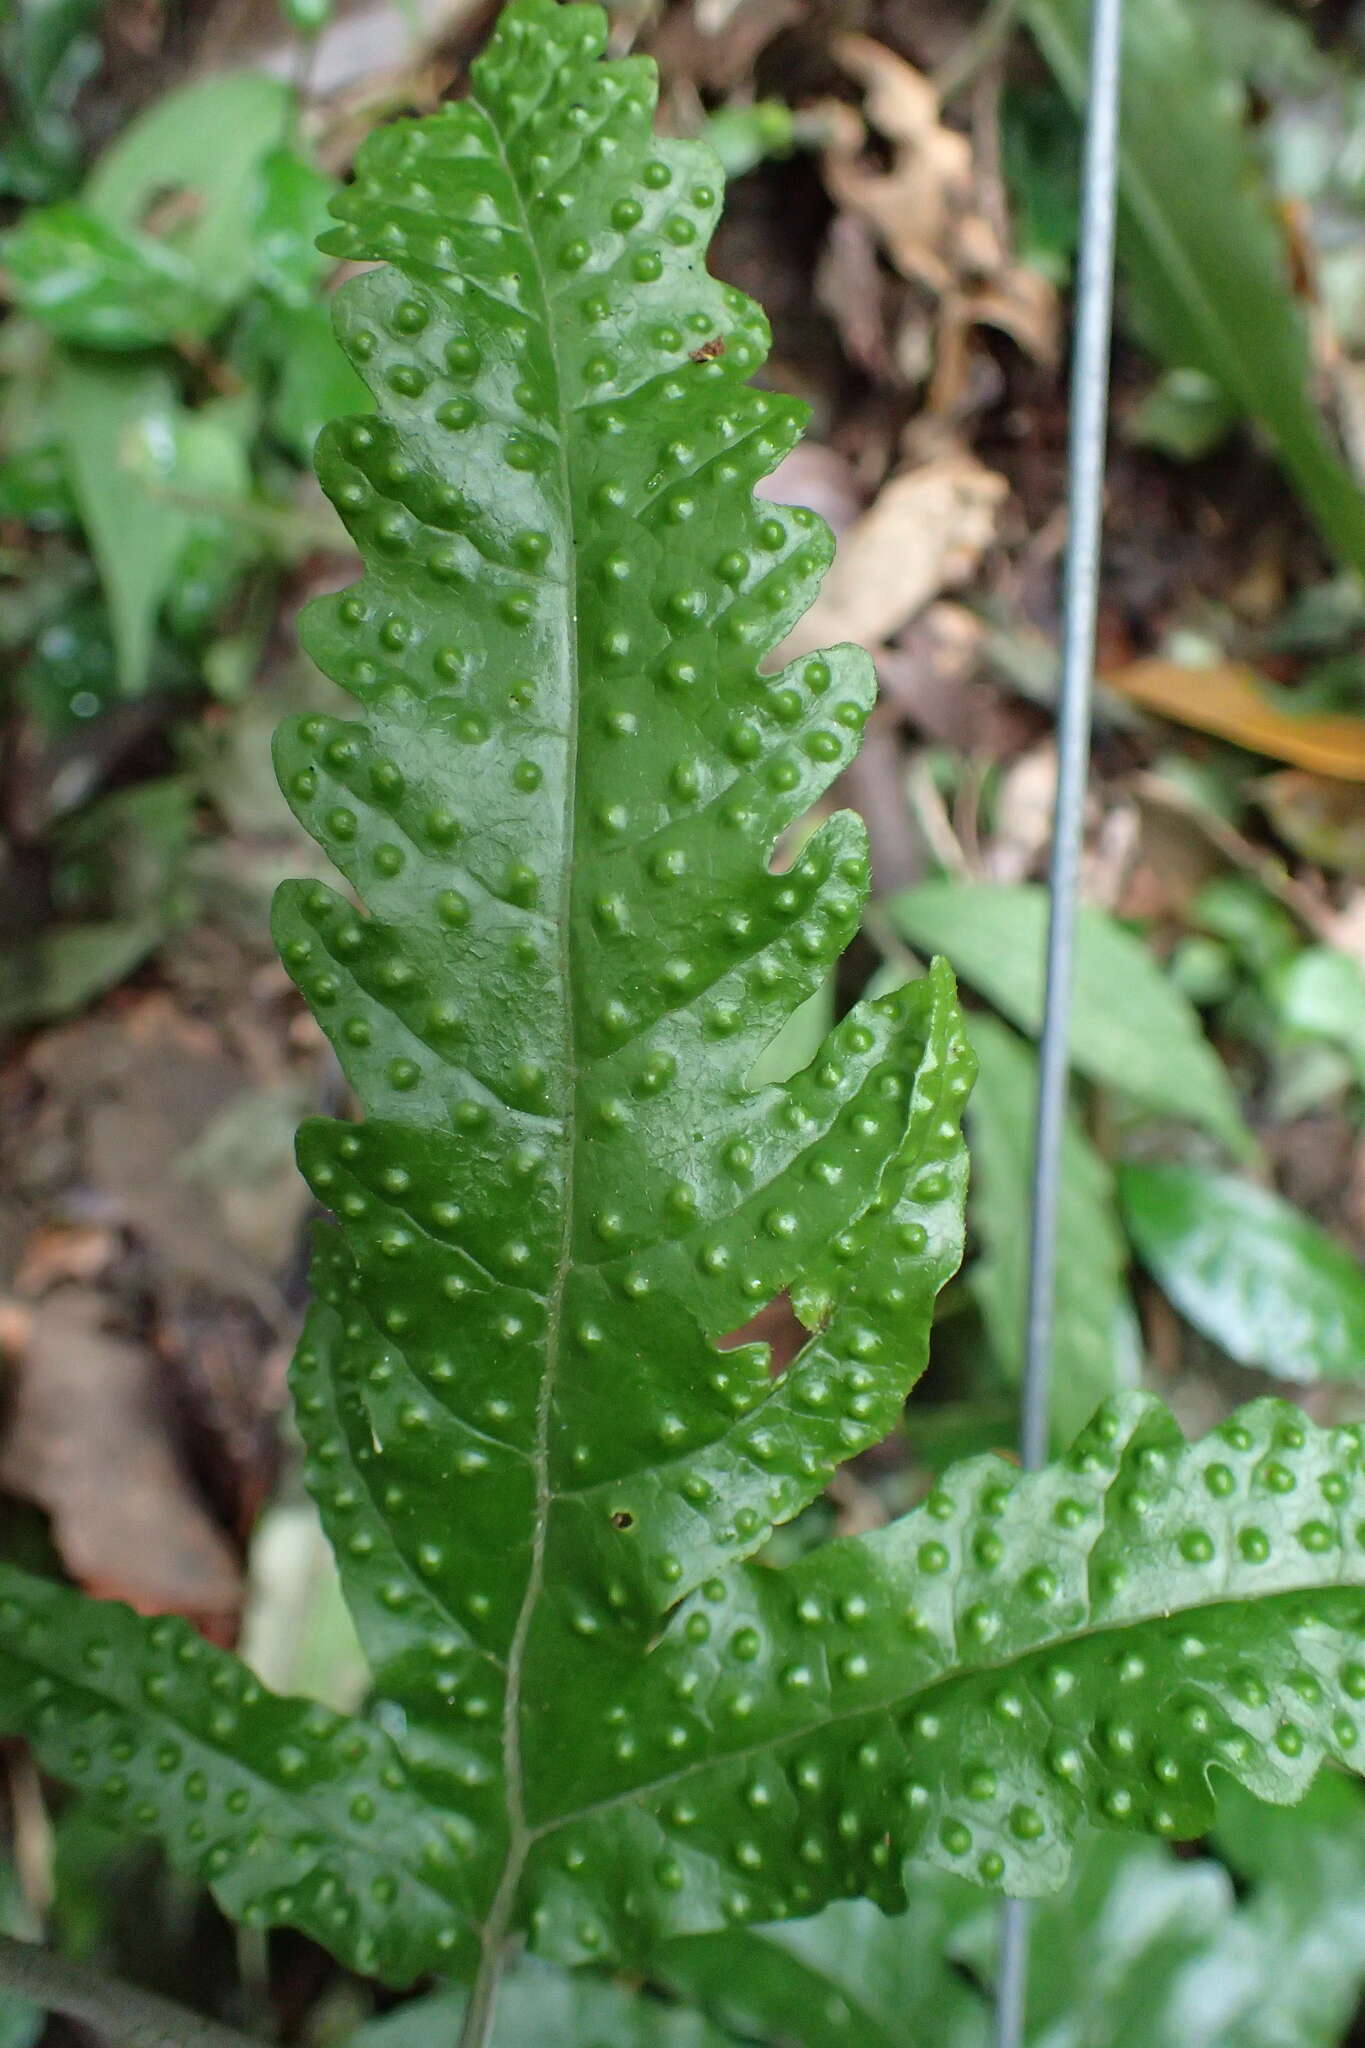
(5, 4), (1365, 2032)
(0, 1571), (470, 1981)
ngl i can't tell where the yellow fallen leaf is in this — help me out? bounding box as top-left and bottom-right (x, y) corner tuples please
(1105, 658), (1365, 781)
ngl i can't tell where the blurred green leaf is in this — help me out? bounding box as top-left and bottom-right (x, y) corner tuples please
(5, 69), (297, 348)
(0, 440), (76, 528)
(1204, 1775), (1365, 2048)
(661, 1885), (983, 2047)
(250, 145), (336, 304)
(1, 204), (218, 347)
(240, 1502), (368, 1714)
(262, 296), (368, 463)
(51, 776), (195, 924)
(0, 1853), (42, 2048)
(348, 1957), (738, 2048)
(1192, 875), (1301, 984)
(0, 0), (101, 202)
(1121, 1162), (1365, 1382)
(53, 354), (190, 694)
(1127, 366), (1240, 461)
(0, 915), (164, 1035)
(161, 399), (258, 644)
(1275, 945), (1365, 1084)
(1000, 83), (1081, 285)
(663, 1810), (1365, 2048)
(84, 70), (293, 312)
(967, 1016), (1140, 1445)
(890, 881), (1250, 1153)
(245, 148), (367, 458)
(1022, 0), (1365, 575)
(699, 101), (795, 180)
(15, 589), (119, 730)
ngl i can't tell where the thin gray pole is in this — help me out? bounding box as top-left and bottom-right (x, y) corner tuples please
(994, 0), (1124, 2040)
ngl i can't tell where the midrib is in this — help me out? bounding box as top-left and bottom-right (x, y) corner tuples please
(465, 85), (583, 1979)
(527, 1576), (1363, 1840)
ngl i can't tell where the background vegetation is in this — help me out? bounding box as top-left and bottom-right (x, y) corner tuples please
(2, 0), (1365, 2039)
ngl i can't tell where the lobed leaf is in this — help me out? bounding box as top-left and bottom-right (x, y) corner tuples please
(5, 5), (1365, 2021)
(0, 1566), (471, 1982)
(513, 1392), (1365, 1961)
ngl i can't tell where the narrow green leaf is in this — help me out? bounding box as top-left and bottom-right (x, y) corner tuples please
(53, 355), (190, 695)
(1276, 945), (1365, 1086)
(0, 0), (101, 203)
(1120, 1163), (1365, 1383)
(250, 146), (339, 307)
(967, 1016), (1139, 1446)
(891, 881), (1249, 1153)
(0, 918), (165, 1036)
(1021, 0), (1365, 575)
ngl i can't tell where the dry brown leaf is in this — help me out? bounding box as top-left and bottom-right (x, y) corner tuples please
(822, 35), (1057, 402)
(780, 451), (1006, 661)
(1257, 769), (1365, 877)
(0, 1289), (242, 1638)
(13, 1223), (118, 1297)
(1106, 659), (1365, 781)
(760, 440), (864, 537)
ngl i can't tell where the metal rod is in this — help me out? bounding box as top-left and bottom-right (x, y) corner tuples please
(994, 0), (1124, 2039)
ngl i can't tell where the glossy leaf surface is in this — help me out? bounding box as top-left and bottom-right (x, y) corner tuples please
(4, 6), (1365, 2023)
(967, 1017), (1138, 1445)
(3, 70), (294, 346)
(52, 357), (191, 695)
(1121, 1164), (1365, 1383)
(892, 880), (1248, 1152)
(1, 204), (220, 347)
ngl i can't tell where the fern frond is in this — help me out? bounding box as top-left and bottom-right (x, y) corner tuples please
(4, 4), (1365, 2023)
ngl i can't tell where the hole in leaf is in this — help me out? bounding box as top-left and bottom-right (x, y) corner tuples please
(139, 185), (204, 239)
(610, 1510), (636, 1531)
(719, 1291), (805, 1377)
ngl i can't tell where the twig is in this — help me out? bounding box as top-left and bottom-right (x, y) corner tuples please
(935, 0), (1024, 104)
(0, 1932), (266, 2048)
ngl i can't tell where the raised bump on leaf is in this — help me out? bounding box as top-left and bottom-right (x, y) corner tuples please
(2, 2), (1362, 2025)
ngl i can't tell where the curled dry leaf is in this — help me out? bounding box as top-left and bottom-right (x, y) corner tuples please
(1257, 769), (1365, 878)
(1106, 658), (1365, 780)
(779, 451), (1006, 661)
(0, 1290), (242, 1640)
(823, 35), (1057, 402)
